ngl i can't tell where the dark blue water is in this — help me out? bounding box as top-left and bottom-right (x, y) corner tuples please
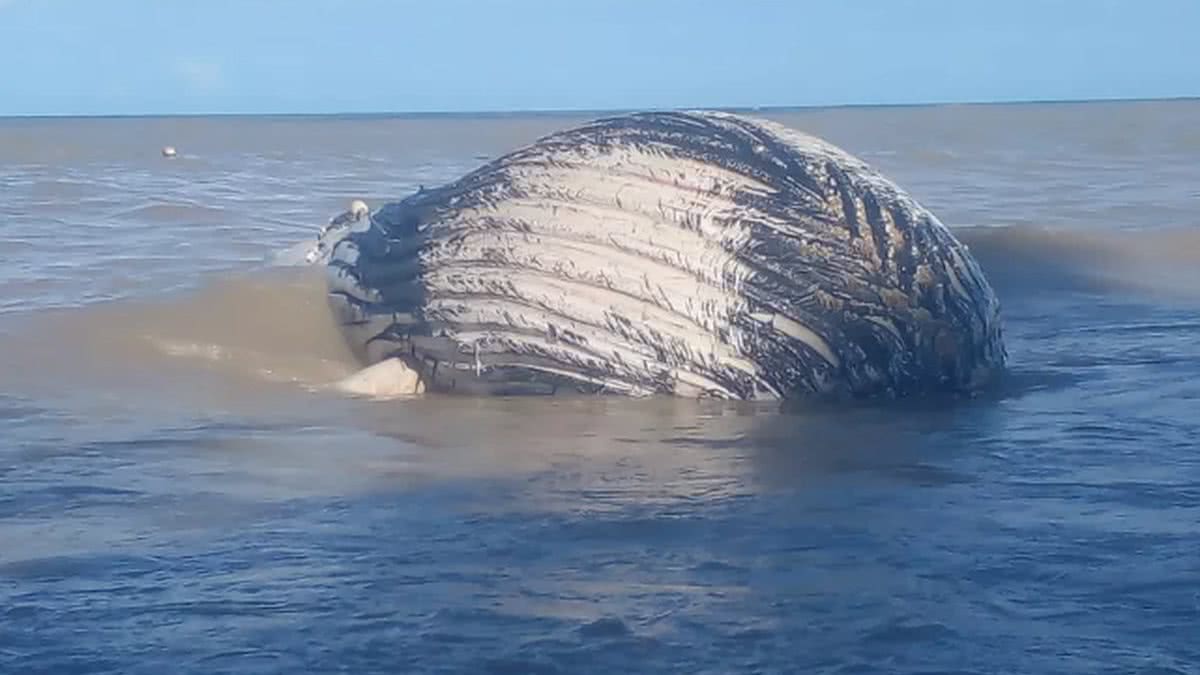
(2, 103), (1199, 673)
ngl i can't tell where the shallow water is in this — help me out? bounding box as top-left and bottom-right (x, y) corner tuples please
(2, 101), (1199, 673)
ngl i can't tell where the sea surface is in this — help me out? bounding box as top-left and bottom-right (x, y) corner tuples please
(1, 100), (1198, 674)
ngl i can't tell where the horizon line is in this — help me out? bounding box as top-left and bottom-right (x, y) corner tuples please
(3, 94), (1198, 121)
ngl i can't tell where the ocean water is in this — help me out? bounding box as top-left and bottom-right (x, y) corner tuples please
(1, 100), (1198, 674)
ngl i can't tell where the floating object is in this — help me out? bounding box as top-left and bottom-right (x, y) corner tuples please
(312, 111), (1006, 400)
(161, 146), (177, 158)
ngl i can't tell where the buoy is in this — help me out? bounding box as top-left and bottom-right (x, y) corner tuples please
(161, 146), (177, 158)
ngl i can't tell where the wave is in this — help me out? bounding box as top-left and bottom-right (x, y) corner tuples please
(955, 225), (1200, 301)
(107, 201), (232, 225)
(0, 224), (1195, 408)
(0, 268), (362, 413)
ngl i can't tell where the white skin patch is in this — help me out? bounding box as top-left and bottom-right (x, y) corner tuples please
(335, 357), (425, 398)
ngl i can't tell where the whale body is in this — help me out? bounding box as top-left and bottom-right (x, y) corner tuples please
(313, 111), (1006, 400)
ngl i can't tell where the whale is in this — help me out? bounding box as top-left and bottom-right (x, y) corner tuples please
(309, 111), (1006, 400)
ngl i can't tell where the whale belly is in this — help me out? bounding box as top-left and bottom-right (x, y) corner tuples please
(317, 111), (1006, 400)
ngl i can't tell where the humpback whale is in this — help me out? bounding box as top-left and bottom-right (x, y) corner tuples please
(309, 111), (1006, 400)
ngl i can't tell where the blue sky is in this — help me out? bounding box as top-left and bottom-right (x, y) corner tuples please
(2, 0), (1198, 116)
